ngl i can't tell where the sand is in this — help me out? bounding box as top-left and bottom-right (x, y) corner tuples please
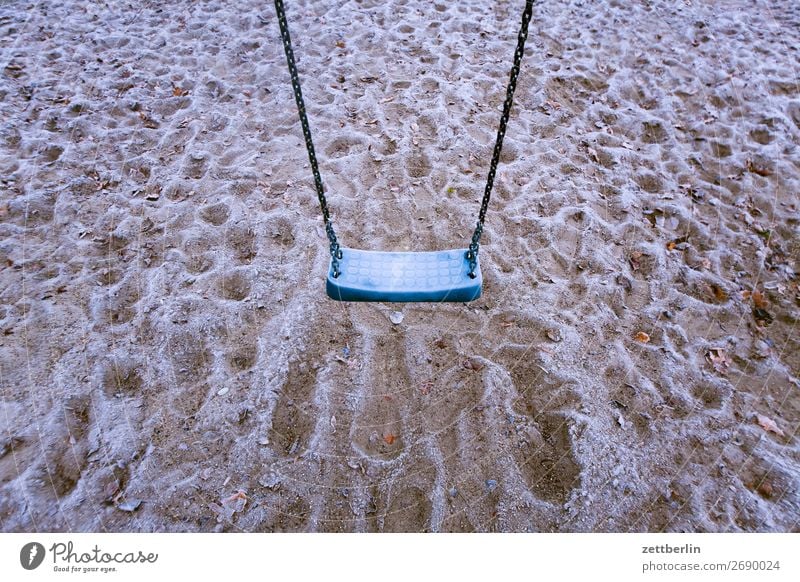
(0, 0), (798, 532)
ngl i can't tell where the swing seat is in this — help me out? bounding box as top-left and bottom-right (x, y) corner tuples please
(326, 248), (482, 302)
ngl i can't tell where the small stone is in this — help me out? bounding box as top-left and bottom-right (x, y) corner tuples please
(485, 479), (498, 492)
(117, 499), (142, 512)
(449, 487), (458, 498)
(217, 387), (229, 396)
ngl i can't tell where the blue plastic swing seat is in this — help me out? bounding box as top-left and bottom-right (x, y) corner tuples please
(326, 248), (482, 302)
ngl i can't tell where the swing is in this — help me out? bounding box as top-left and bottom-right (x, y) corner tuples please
(274, 0), (534, 302)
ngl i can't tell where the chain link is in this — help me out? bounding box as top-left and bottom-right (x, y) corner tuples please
(467, 0), (534, 277)
(274, 0), (342, 277)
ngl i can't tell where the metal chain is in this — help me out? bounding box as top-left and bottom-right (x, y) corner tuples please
(274, 0), (343, 277)
(275, 0), (533, 280)
(467, 0), (534, 277)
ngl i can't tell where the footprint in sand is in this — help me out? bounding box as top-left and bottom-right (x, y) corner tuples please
(268, 358), (320, 457)
(494, 345), (583, 505)
(34, 395), (92, 499)
(351, 332), (408, 460)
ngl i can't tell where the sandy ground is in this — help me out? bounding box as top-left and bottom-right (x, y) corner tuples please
(0, 0), (798, 532)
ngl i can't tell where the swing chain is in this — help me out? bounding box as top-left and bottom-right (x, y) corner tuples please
(274, 0), (343, 277)
(467, 0), (534, 278)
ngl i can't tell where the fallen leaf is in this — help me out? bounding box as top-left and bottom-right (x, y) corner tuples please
(335, 40), (345, 49)
(746, 157), (773, 177)
(752, 307), (773, 326)
(666, 235), (689, 251)
(634, 331), (650, 343)
(710, 284), (728, 302)
(756, 414), (785, 437)
(383, 434), (396, 445)
(757, 480), (774, 498)
(546, 328), (563, 342)
(463, 358), (484, 372)
(172, 85), (189, 97)
(212, 489), (248, 522)
(706, 347), (730, 374)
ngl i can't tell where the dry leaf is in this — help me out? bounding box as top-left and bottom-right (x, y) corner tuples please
(223, 490), (248, 505)
(383, 434), (397, 445)
(757, 480), (774, 498)
(172, 86), (189, 97)
(463, 358), (484, 372)
(752, 289), (768, 309)
(211, 489), (248, 522)
(756, 414), (785, 437)
(634, 331), (650, 343)
(629, 251), (642, 271)
(709, 284), (728, 302)
(706, 348), (730, 373)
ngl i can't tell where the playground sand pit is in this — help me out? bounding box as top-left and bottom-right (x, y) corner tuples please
(0, 0), (798, 532)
